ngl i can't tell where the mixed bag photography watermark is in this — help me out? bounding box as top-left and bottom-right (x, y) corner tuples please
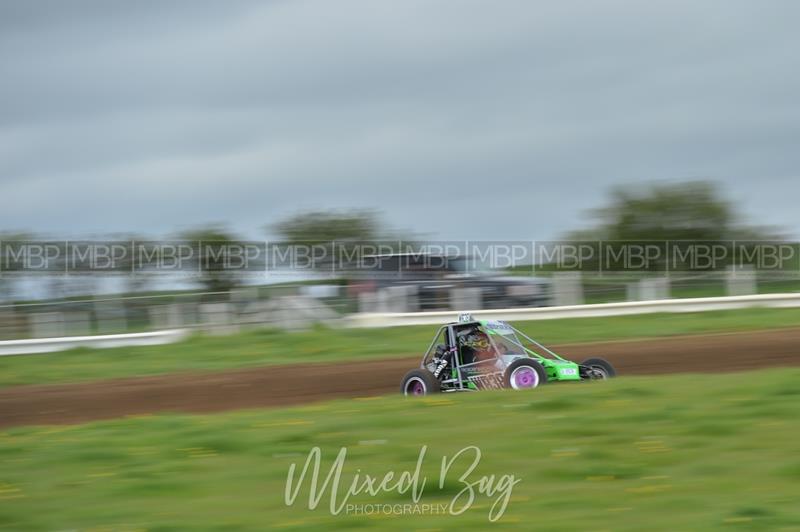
(284, 445), (520, 522)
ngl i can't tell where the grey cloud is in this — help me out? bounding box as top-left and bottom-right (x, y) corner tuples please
(1, 0), (799, 240)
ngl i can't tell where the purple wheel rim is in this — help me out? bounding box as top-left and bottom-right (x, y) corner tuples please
(512, 367), (537, 389)
(405, 377), (426, 396)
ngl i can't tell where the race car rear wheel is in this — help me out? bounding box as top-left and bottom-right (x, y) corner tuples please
(504, 359), (547, 390)
(401, 369), (441, 396)
(580, 357), (616, 379)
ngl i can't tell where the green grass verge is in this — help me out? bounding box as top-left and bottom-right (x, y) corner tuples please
(2, 306), (800, 388)
(1, 368), (799, 530)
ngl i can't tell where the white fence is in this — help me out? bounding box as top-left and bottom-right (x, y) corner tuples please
(345, 292), (800, 328)
(0, 329), (188, 356)
(1, 292), (799, 356)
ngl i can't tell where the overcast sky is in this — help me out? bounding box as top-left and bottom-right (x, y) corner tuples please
(1, 0), (798, 241)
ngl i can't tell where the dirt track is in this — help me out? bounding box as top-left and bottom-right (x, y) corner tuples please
(1, 328), (799, 429)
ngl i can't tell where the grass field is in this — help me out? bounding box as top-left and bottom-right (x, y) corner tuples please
(2, 307), (800, 388)
(1, 368), (799, 530)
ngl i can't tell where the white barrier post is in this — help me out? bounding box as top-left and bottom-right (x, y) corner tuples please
(552, 272), (584, 306)
(450, 287), (482, 311)
(30, 312), (66, 338)
(727, 265), (756, 296)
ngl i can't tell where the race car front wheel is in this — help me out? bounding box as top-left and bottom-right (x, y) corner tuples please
(503, 359), (547, 390)
(580, 357), (616, 379)
(401, 369), (441, 396)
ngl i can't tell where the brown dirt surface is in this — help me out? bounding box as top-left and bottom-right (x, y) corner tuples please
(1, 328), (799, 429)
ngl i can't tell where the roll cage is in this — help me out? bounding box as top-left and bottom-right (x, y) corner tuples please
(419, 319), (569, 391)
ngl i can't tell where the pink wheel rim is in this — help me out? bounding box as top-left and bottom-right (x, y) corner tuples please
(511, 366), (538, 389)
(405, 377), (426, 396)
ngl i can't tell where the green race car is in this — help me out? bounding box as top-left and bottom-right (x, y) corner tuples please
(401, 313), (616, 395)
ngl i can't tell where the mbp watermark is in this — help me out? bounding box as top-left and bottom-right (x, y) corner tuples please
(0, 239), (798, 276)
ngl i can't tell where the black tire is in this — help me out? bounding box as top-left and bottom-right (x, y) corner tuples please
(580, 357), (616, 379)
(503, 359), (548, 390)
(401, 369), (441, 396)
